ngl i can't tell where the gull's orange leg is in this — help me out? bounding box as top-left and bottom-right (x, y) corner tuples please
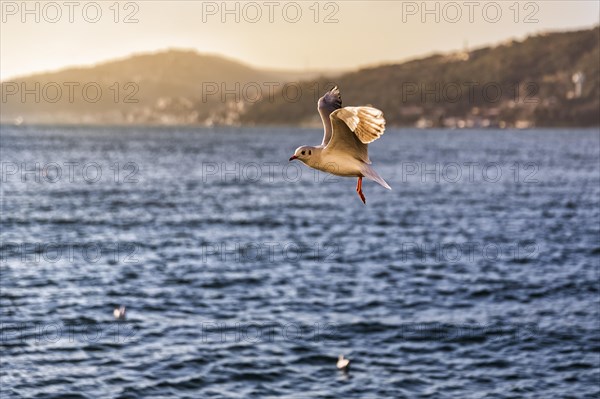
(356, 177), (366, 204)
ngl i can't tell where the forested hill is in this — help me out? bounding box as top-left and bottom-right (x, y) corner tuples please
(242, 26), (599, 128)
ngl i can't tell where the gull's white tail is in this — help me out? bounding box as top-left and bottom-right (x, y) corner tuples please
(362, 165), (391, 190)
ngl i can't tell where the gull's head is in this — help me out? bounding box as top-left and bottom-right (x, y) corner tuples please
(289, 146), (316, 163)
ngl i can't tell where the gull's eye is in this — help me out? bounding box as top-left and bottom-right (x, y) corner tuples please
(301, 151), (305, 155)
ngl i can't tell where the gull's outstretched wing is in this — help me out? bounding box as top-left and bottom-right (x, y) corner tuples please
(326, 106), (386, 164)
(318, 86), (342, 146)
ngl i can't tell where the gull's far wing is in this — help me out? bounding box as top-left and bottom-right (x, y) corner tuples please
(335, 106), (386, 144)
(326, 106), (386, 163)
(318, 86), (342, 146)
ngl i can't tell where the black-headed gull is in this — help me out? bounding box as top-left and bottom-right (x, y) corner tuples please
(289, 86), (391, 204)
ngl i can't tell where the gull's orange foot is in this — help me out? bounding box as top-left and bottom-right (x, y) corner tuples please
(356, 177), (366, 205)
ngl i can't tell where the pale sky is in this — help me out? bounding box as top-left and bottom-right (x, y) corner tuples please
(1, 0), (598, 80)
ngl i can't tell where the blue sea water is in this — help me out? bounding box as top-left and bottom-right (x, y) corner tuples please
(1, 125), (599, 398)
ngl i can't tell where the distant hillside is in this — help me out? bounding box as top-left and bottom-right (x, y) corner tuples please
(0, 50), (324, 125)
(2, 27), (598, 127)
(243, 26), (599, 128)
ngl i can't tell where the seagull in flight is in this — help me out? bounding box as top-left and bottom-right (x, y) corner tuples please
(289, 86), (391, 204)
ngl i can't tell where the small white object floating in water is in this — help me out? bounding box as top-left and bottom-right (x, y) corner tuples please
(337, 354), (350, 371)
(113, 305), (126, 320)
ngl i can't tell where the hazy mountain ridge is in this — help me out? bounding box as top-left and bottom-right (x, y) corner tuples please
(2, 27), (598, 127)
(1, 49), (323, 125)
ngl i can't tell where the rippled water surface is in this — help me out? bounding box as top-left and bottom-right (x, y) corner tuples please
(1, 126), (599, 398)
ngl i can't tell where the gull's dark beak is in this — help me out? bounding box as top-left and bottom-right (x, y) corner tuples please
(289, 155), (297, 162)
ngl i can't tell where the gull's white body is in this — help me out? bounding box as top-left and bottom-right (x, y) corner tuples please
(301, 148), (364, 177)
(289, 86), (391, 203)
